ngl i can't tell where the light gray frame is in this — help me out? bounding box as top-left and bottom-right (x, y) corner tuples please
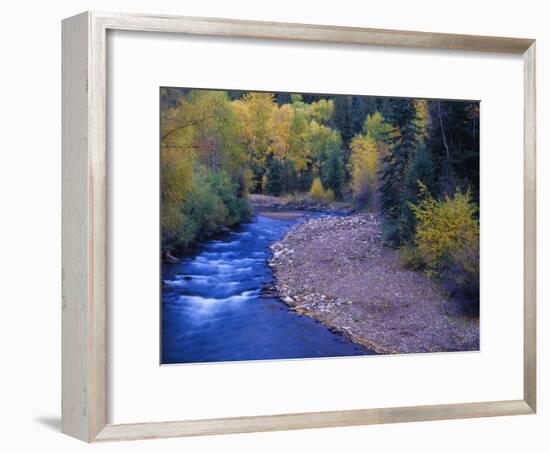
(62, 11), (537, 442)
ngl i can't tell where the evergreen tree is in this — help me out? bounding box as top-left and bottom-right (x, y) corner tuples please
(321, 147), (345, 199)
(302, 93), (330, 104)
(379, 98), (420, 244)
(375, 97), (395, 119)
(265, 157), (283, 196)
(426, 101), (480, 202)
(399, 145), (436, 243)
(280, 159), (300, 194)
(350, 96), (377, 138)
(275, 92), (291, 105)
(160, 87), (189, 109)
(333, 95), (354, 146)
(226, 90), (246, 100)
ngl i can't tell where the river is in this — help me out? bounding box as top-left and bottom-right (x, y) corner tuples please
(161, 212), (374, 364)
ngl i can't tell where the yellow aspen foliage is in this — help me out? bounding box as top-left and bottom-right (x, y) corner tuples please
(309, 99), (334, 124)
(268, 103), (293, 160)
(309, 177), (334, 203)
(232, 92), (274, 168)
(364, 111), (392, 143)
(411, 182), (479, 277)
(349, 134), (378, 201)
(160, 145), (195, 241)
(161, 90), (227, 146)
(288, 109), (312, 171)
(160, 90), (253, 249)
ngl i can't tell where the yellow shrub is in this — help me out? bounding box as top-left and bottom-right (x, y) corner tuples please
(411, 182), (479, 277)
(309, 177), (334, 203)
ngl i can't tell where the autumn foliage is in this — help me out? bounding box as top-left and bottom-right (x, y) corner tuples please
(160, 89), (346, 252)
(308, 177), (335, 203)
(410, 182), (479, 298)
(161, 89), (480, 308)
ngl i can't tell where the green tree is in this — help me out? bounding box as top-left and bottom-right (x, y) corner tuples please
(426, 100), (480, 201)
(333, 95), (354, 146)
(321, 147), (345, 199)
(364, 111), (392, 143)
(379, 99), (420, 244)
(265, 156), (283, 196)
(399, 145), (436, 243)
(308, 120), (342, 173)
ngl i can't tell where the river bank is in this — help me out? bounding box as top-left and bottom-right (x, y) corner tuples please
(249, 193), (352, 215)
(163, 192), (345, 262)
(268, 214), (480, 354)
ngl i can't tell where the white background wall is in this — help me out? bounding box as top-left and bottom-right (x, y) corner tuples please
(0, 0), (547, 451)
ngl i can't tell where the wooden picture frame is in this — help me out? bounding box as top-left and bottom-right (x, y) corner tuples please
(62, 11), (537, 442)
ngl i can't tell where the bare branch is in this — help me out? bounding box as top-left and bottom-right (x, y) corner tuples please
(437, 101), (450, 161)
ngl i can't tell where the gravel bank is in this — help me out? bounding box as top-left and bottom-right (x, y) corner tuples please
(268, 214), (479, 354)
(250, 194), (352, 214)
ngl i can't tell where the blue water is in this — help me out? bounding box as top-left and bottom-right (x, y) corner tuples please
(161, 213), (373, 364)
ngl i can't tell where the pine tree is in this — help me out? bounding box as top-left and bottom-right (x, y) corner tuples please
(426, 100), (480, 202)
(379, 99), (420, 244)
(275, 92), (291, 105)
(265, 157), (283, 196)
(321, 147), (345, 199)
(350, 96), (377, 138)
(399, 145), (436, 243)
(333, 95), (354, 146)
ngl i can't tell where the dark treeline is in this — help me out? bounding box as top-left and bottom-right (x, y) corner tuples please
(161, 88), (479, 303)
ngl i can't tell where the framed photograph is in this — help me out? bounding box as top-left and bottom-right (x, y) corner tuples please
(62, 11), (536, 442)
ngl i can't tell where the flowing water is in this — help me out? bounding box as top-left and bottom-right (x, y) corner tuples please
(162, 213), (373, 364)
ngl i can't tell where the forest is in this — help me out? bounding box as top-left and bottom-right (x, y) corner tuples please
(161, 88), (480, 301)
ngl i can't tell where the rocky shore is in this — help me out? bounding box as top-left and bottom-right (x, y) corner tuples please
(250, 194), (352, 215)
(268, 214), (479, 354)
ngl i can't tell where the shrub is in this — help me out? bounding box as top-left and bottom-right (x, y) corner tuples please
(206, 170), (252, 226)
(308, 177), (334, 203)
(381, 208), (400, 246)
(325, 188), (336, 202)
(399, 244), (425, 271)
(178, 172), (223, 245)
(410, 182), (479, 298)
(171, 169), (251, 251)
(443, 238), (480, 305)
